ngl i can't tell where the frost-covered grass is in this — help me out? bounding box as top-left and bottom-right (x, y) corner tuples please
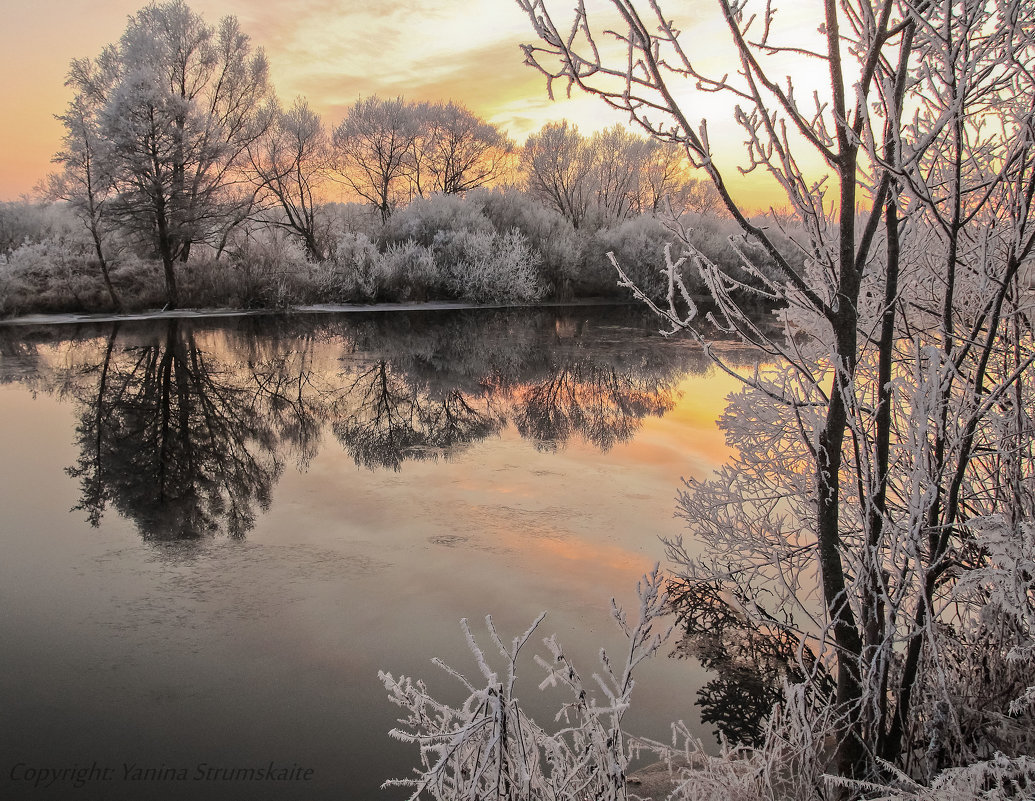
(383, 555), (1035, 801)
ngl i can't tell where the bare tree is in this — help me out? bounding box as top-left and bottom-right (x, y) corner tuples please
(49, 87), (122, 310)
(520, 120), (596, 229)
(331, 96), (419, 223)
(585, 124), (648, 224)
(511, 0), (1035, 791)
(249, 97), (331, 260)
(411, 101), (514, 196)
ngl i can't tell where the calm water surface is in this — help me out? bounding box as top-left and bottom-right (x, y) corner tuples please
(0, 306), (750, 800)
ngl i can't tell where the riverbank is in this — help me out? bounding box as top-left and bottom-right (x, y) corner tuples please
(0, 298), (635, 327)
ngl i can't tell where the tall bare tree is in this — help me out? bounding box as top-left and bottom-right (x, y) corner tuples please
(49, 87), (122, 310)
(411, 101), (514, 196)
(249, 97), (331, 260)
(512, 0), (1035, 791)
(520, 120), (595, 229)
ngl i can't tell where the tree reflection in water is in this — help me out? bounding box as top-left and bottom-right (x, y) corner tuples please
(514, 360), (677, 451)
(66, 319), (283, 539)
(331, 360), (505, 471)
(0, 307), (719, 540)
(667, 578), (834, 748)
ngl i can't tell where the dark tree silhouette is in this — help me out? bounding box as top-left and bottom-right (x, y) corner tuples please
(668, 578), (834, 748)
(331, 360), (504, 471)
(67, 320), (282, 539)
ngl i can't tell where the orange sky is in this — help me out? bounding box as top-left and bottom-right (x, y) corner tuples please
(0, 0), (804, 209)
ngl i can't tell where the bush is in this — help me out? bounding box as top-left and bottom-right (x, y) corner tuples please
(180, 236), (315, 309)
(322, 202), (382, 246)
(381, 194), (493, 249)
(0, 237), (114, 314)
(469, 188), (580, 292)
(0, 201), (81, 260)
(373, 240), (441, 301)
(441, 229), (545, 304)
(381, 569), (670, 801)
(315, 231), (382, 301)
(580, 215), (689, 302)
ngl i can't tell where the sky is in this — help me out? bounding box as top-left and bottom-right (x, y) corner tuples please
(0, 0), (798, 208)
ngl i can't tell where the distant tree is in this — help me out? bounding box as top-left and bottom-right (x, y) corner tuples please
(585, 125), (648, 224)
(411, 101), (514, 196)
(522, 122), (712, 228)
(249, 97), (331, 260)
(332, 96), (419, 223)
(638, 142), (720, 217)
(64, 1), (274, 309)
(0, 200), (56, 260)
(521, 121), (595, 229)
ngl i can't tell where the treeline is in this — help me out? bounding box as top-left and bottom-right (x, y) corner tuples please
(0, 0), (785, 317)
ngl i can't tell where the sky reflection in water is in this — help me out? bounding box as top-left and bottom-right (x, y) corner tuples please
(0, 306), (758, 800)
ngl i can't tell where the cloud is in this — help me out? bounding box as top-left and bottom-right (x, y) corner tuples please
(0, 0), (800, 200)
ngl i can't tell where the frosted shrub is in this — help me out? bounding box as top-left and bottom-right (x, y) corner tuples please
(0, 200), (81, 259)
(918, 516), (1035, 766)
(380, 568), (671, 801)
(582, 216), (687, 301)
(440, 229), (545, 304)
(1, 237), (108, 313)
(318, 231), (380, 301)
(373, 240), (440, 301)
(381, 193), (493, 248)
(650, 683), (839, 801)
(470, 187), (581, 288)
(844, 755), (1035, 801)
(107, 253), (164, 310)
(182, 235), (314, 308)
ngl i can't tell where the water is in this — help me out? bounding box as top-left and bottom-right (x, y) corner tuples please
(0, 305), (751, 800)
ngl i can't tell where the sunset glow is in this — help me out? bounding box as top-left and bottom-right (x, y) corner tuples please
(1, 0), (797, 209)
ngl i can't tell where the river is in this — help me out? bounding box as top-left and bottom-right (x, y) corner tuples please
(0, 305), (755, 800)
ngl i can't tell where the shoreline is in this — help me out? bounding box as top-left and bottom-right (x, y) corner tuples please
(0, 298), (635, 328)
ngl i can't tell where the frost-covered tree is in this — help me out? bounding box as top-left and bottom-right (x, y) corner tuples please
(521, 120), (595, 229)
(248, 96), (331, 260)
(410, 100), (514, 196)
(63, 1), (273, 308)
(49, 81), (121, 310)
(331, 96), (419, 223)
(585, 124), (648, 224)
(509, 0), (1035, 791)
(521, 121), (710, 228)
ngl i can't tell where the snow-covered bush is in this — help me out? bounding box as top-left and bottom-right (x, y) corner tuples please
(469, 187), (581, 291)
(181, 235), (314, 309)
(316, 231), (381, 301)
(1, 237), (109, 313)
(381, 193), (493, 249)
(322, 201), (383, 242)
(438, 229), (545, 304)
(0, 200), (81, 259)
(582, 216), (689, 301)
(381, 569), (670, 801)
(373, 240), (441, 301)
